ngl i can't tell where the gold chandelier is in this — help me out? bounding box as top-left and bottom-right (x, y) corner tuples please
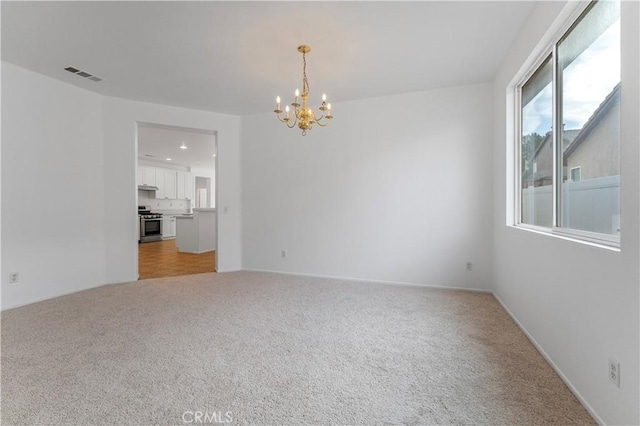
(274, 45), (333, 136)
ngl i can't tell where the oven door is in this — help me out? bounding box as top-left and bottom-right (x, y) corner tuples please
(140, 217), (163, 242)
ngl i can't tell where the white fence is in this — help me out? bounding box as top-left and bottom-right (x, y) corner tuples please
(522, 175), (620, 235)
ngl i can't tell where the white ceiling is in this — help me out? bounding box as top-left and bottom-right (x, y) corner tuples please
(137, 123), (216, 170)
(1, 1), (536, 116)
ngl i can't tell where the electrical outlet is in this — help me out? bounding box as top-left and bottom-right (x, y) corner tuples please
(466, 262), (473, 271)
(281, 250), (287, 258)
(609, 358), (620, 387)
(9, 272), (19, 284)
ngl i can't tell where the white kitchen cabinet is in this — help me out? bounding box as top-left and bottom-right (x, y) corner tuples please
(164, 170), (177, 199)
(184, 173), (194, 201)
(162, 217), (169, 236)
(156, 170), (177, 199)
(169, 217), (176, 237)
(177, 172), (186, 200)
(137, 166), (156, 187)
(177, 171), (194, 200)
(155, 171), (164, 198)
(137, 164), (192, 200)
(162, 216), (176, 239)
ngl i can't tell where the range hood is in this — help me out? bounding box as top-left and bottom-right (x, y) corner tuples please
(138, 185), (159, 191)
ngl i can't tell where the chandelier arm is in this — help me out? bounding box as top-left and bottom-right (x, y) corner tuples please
(275, 110), (299, 129)
(314, 120), (329, 127)
(275, 112), (291, 124)
(317, 114), (333, 124)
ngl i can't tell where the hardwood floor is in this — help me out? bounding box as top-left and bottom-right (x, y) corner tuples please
(138, 239), (215, 280)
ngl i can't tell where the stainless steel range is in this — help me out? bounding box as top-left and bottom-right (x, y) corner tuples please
(138, 206), (163, 243)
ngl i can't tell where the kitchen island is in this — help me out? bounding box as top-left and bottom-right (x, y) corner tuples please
(175, 208), (216, 254)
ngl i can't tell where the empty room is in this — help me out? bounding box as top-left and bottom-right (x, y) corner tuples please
(1, 1), (638, 425)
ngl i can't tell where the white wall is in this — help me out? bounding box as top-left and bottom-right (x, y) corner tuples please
(242, 84), (494, 290)
(1, 62), (243, 309)
(1, 62), (106, 308)
(492, 2), (639, 424)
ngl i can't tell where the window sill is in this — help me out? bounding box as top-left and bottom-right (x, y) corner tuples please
(510, 224), (621, 252)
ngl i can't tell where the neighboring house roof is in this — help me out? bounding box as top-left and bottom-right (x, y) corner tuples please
(529, 82), (621, 162)
(531, 132), (551, 160)
(564, 82), (621, 158)
(530, 129), (580, 161)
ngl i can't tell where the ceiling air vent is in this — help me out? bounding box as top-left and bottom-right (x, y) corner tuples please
(64, 66), (103, 82)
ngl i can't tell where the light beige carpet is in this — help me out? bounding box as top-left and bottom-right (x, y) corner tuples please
(1, 271), (594, 425)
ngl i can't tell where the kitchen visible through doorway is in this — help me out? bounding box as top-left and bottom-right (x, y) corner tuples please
(136, 122), (218, 279)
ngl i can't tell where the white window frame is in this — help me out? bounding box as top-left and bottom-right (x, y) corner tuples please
(570, 166), (582, 182)
(512, 0), (621, 250)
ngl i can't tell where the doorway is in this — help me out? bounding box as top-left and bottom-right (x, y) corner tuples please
(135, 122), (218, 279)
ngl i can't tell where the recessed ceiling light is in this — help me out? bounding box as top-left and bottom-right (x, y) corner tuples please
(212, 154), (216, 157)
(180, 142), (188, 150)
(166, 158), (172, 161)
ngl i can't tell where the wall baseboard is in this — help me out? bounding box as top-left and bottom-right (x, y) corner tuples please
(1, 280), (132, 312)
(2, 285), (102, 312)
(241, 268), (491, 294)
(492, 293), (604, 426)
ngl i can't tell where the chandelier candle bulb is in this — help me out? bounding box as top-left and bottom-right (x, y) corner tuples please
(322, 93), (326, 102)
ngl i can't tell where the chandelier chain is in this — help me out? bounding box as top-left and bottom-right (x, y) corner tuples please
(302, 51), (310, 95)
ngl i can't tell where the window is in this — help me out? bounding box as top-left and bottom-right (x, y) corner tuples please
(520, 55), (553, 228)
(517, 0), (620, 245)
(570, 167), (582, 182)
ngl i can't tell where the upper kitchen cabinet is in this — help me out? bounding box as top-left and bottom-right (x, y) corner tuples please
(137, 163), (196, 201)
(185, 173), (194, 200)
(137, 167), (156, 187)
(177, 171), (194, 200)
(156, 169), (177, 199)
